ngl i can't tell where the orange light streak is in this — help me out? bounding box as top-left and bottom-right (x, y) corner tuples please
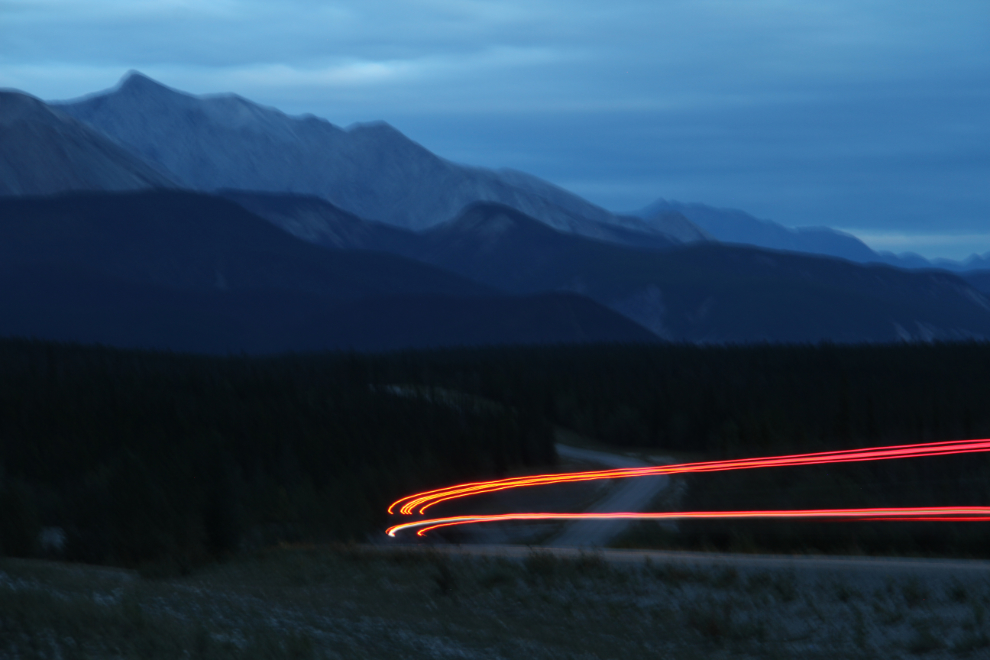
(389, 438), (990, 515)
(386, 507), (990, 537)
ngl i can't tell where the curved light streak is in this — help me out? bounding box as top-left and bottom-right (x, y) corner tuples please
(389, 438), (990, 515)
(387, 507), (990, 537)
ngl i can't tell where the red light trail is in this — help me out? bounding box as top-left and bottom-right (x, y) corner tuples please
(387, 507), (990, 537)
(386, 438), (990, 538)
(389, 438), (990, 515)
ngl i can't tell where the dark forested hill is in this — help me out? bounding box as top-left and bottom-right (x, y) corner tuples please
(6, 191), (988, 349)
(213, 196), (990, 343)
(0, 191), (656, 352)
(398, 203), (990, 343)
(961, 269), (990, 295)
(0, 189), (487, 299)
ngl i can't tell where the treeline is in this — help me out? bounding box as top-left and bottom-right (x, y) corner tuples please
(5, 339), (990, 564)
(667, 451), (990, 557)
(367, 342), (990, 455)
(0, 340), (554, 567)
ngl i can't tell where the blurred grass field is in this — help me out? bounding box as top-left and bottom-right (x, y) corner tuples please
(3, 545), (990, 659)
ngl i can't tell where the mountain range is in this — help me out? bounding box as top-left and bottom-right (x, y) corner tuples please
(2, 71), (990, 351)
(54, 72), (703, 248)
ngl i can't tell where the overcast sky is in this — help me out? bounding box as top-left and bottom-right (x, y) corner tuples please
(2, 0), (988, 258)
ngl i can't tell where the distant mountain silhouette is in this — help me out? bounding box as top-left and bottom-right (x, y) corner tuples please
(0, 191), (656, 352)
(55, 72), (704, 246)
(634, 199), (882, 262)
(398, 203), (990, 343)
(633, 199), (990, 272)
(930, 254), (990, 272)
(0, 89), (175, 195)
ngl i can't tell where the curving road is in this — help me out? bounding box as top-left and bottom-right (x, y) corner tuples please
(548, 444), (670, 547)
(387, 438), (990, 543)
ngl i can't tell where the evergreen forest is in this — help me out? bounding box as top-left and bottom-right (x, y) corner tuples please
(3, 338), (990, 565)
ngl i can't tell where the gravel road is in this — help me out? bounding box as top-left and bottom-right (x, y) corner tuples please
(549, 444), (670, 547)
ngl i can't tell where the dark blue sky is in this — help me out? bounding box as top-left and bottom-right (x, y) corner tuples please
(2, 0), (987, 257)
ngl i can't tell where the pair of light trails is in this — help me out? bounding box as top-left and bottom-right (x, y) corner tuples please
(386, 438), (990, 538)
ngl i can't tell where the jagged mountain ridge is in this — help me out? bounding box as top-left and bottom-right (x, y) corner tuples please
(0, 89), (175, 196)
(54, 72), (705, 246)
(0, 262), (656, 353)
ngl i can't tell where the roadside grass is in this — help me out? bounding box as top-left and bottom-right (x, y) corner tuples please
(2, 546), (990, 659)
